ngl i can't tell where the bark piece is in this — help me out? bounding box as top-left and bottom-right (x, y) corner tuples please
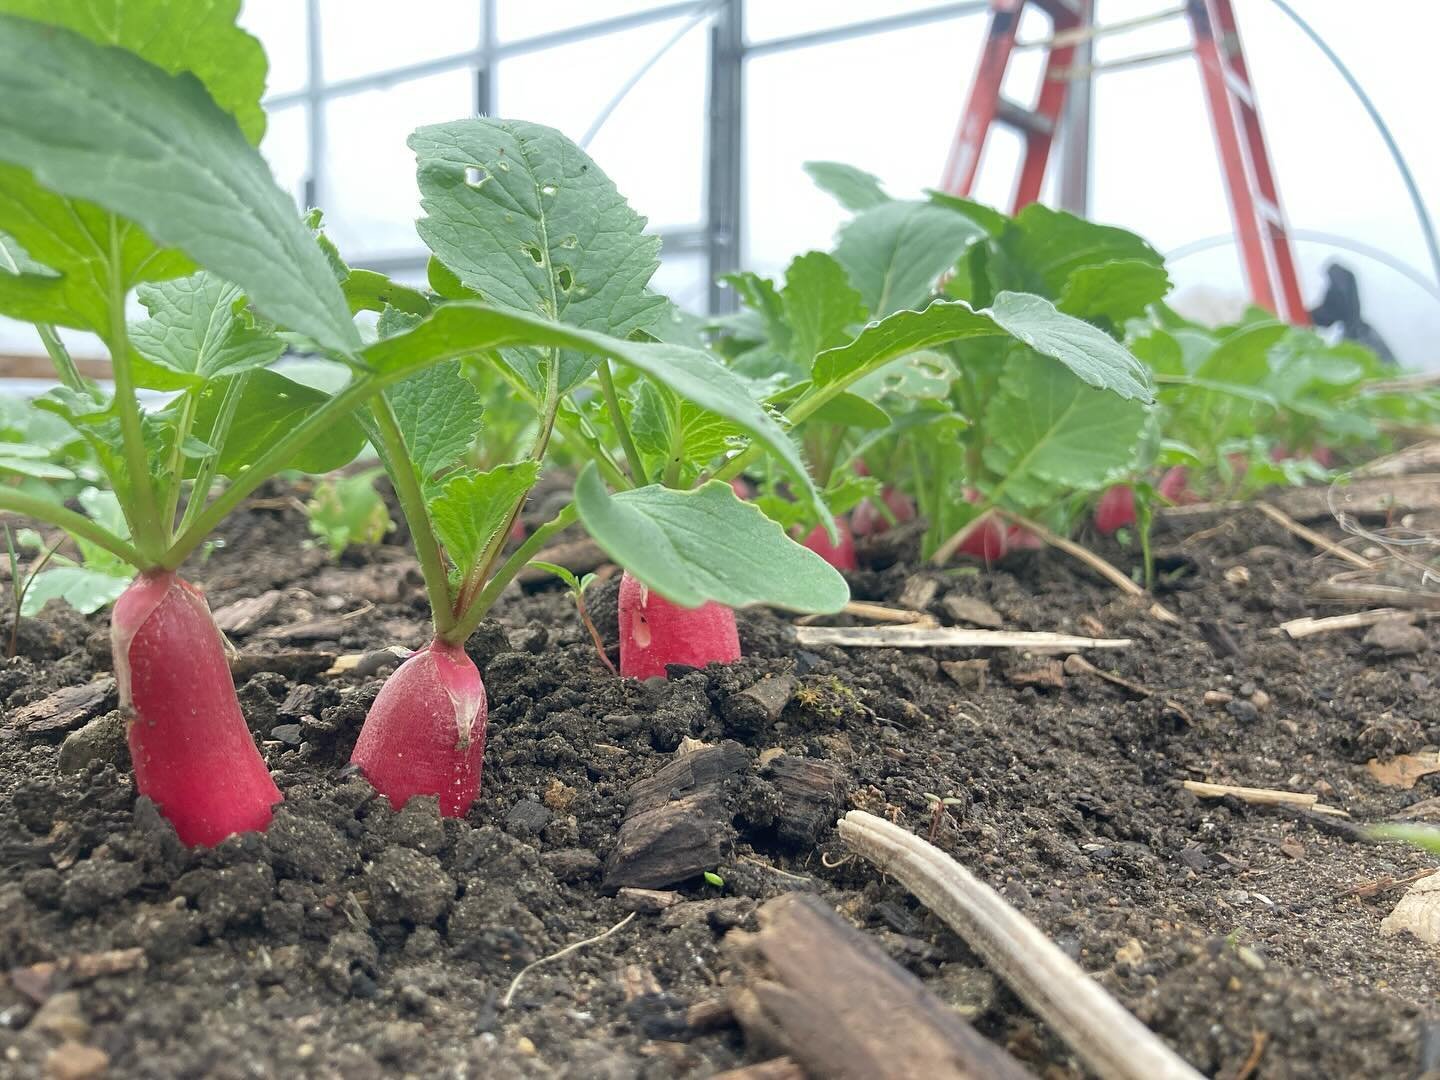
(941, 659), (989, 691)
(617, 888), (680, 913)
(725, 892), (1033, 1080)
(229, 651), (336, 681)
(761, 756), (847, 850)
(1004, 661), (1064, 690)
(724, 675), (798, 734)
(899, 576), (940, 612)
(603, 742), (748, 891)
(9, 678), (115, 734)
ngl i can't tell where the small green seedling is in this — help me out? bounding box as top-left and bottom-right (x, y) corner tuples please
(1370, 823), (1440, 854)
(703, 870), (725, 888)
(530, 561), (615, 674)
(5, 524), (60, 657)
(305, 467), (393, 557)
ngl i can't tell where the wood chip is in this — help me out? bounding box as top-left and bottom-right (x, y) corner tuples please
(210, 590), (284, 635)
(793, 626), (1131, 651)
(941, 658), (989, 691)
(1366, 752), (1440, 790)
(260, 615), (355, 642)
(324, 645), (411, 677)
(1004, 661), (1065, 690)
(616, 887), (681, 913)
(941, 594), (1004, 629)
(898, 576), (940, 612)
(9, 678), (115, 734)
(8, 947), (145, 1002)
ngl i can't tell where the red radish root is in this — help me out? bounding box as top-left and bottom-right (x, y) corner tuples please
(113, 571), (280, 847)
(851, 488), (917, 537)
(351, 639), (487, 817)
(799, 518), (859, 571)
(1094, 485), (1137, 535)
(1158, 466), (1195, 505)
(618, 571), (740, 679)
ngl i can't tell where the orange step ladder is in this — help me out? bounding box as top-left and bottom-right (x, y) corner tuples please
(940, 0), (1309, 324)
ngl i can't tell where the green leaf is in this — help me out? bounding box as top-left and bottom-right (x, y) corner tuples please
(630, 383), (741, 478)
(0, 14), (359, 355)
(0, 0), (269, 144)
(22, 566), (130, 616)
(574, 464), (848, 612)
(386, 361), (485, 484)
(926, 191), (1009, 236)
(814, 293), (1153, 403)
(528, 560), (581, 593)
(429, 461), (540, 570)
(364, 302), (827, 521)
(781, 251), (866, 370)
(1008, 205), (1165, 296)
(982, 355), (1149, 506)
(805, 392), (890, 429)
(0, 455), (74, 481)
(305, 468), (392, 558)
(128, 271), (286, 390)
(342, 269), (432, 317)
(803, 161), (890, 212)
(725, 271), (791, 356)
(1056, 259), (1171, 325)
(412, 117), (662, 393)
(834, 200), (985, 316)
(189, 370), (367, 478)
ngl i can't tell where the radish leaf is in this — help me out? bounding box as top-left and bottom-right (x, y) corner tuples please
(814, 293), (1152, 403)
(0, 13), (358, 355)
(574, 465), (848, 613)
(1057, 259), (1171, 325)
(781, 251), (866, 371)
(386, 362), (486, 486)
(412, 117), (663, 393)
(129, 272), (286, 390)
(429, 462), (540, 570)
(803, 161), (890, 212)
(189, 371), (367, 478)
(982, 355), (1149, 507)
(834, 201), (985, 316)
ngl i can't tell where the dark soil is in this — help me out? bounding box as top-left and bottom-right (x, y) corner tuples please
(3, 487), (1439, 1079)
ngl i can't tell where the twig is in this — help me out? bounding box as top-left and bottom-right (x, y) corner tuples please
(794, 625), (1132, 650)
(991, 509), (1182, 624)
(1336, 866), (1438, 901)
(839, 811), (1203, 1080)
(1253, 502), (1374, 570)
(1063, 654), (1192, 723)
(1278, 608), (1418, 639)
(1183, 780), (1349, 816)
(1310, 578), (1440, 611)
(501, 911), (637, 1008)
(796, 601), (938, 627)
(738, 853), (811, 882)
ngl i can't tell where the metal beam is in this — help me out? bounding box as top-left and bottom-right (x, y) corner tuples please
(705, 0), (744, 314)
(302, 0), (324, 208)
(743, 1), (989, 59)
(1056, 0), (1093, 214)
(476, 0), (497, 116)
(265, 2), (710, 109)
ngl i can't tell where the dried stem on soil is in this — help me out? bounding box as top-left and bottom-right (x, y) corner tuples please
(990, 509), (1182, 624)
(1183, 780), (1348, 817)
(794, 626), (1131, 650)
(501, 911), (636, 1008)
(838, 810), (1203, 1080)
(794, 601), (938, 627)
(1252, 503), (1375, 570)
(1278, 608), (1421, 639)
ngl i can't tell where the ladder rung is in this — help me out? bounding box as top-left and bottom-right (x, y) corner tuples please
(1051, 45), (1193, 80)
(1016, 5), (1185, 50)
(995, 97), (1055, 136)
(1223, 65), (1254, 108)
(1030, 0), (1082, 19)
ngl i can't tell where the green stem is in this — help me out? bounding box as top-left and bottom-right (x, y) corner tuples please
(443, 502), (577, 645)
(36, 324), (89, 396)
(176, 371), (250, 541)
(370, 397), (458, 637)
(107, 220), (165, 562)
(596, 358), (648, 486)
(162, 373), (382, 570)
(160, 390), (198, 536)
(0, 488), (145, 569)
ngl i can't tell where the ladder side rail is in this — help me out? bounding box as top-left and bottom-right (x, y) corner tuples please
(1013, 6), (1083, 211)
(942, 1), (1026, 194)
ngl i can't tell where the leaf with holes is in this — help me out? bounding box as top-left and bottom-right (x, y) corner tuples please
(574, 464), (848, 612)
(412, 117), (663, 393)
(833, 200), (985, 316)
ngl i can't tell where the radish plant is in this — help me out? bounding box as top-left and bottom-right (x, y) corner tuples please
(0, 7), (706, 843)
(343, 117), (855, 815)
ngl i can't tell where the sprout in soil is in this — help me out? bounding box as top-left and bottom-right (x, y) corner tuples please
(528, 562), (616, 674)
